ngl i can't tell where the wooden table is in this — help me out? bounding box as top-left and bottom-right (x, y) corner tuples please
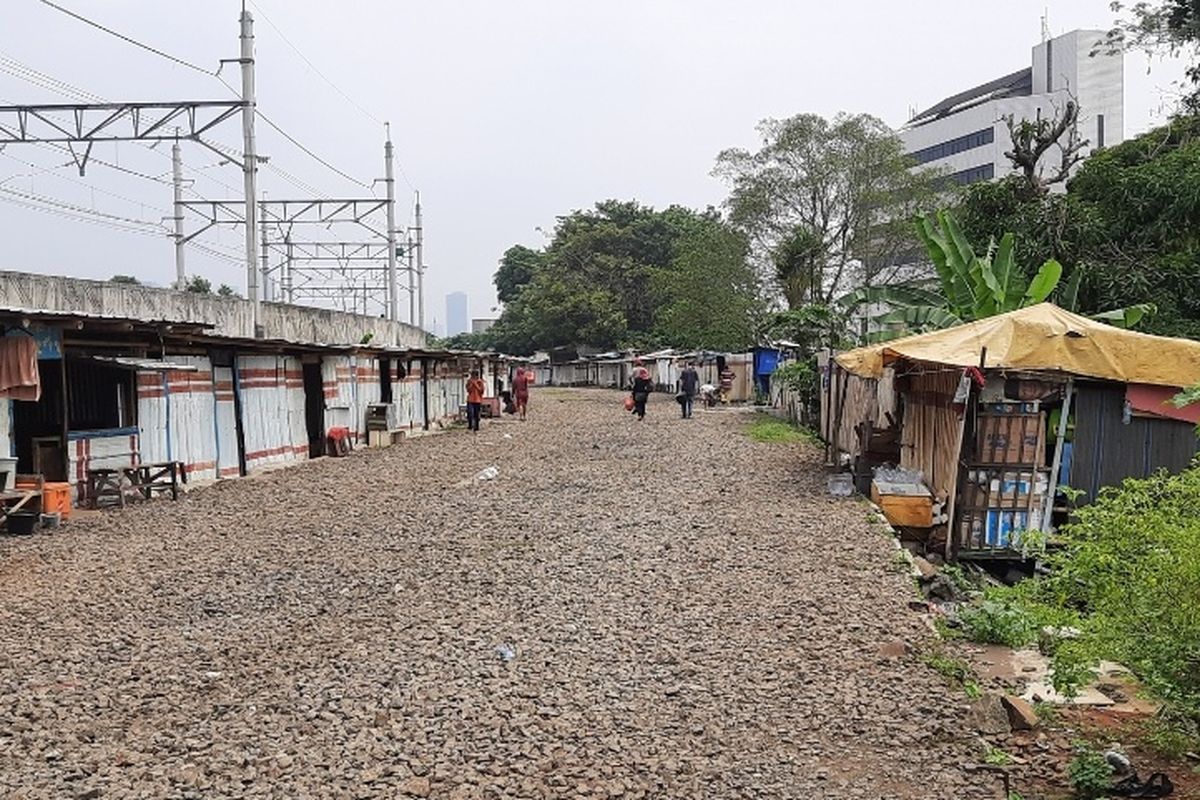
(86, 468), (128, 509)
(125, 461), (187, 501)
(88, 461), (186, 508)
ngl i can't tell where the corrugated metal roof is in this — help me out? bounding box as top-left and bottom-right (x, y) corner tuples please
(91, 356), (199, 371)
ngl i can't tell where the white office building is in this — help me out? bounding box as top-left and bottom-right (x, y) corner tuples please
(900, 29), (1123, 187)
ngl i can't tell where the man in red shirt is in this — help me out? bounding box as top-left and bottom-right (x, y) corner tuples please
(514, 366), (532, 421)
(466, 369), (486, 432)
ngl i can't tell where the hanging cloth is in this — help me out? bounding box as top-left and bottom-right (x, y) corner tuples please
(0, 334), (41, 401)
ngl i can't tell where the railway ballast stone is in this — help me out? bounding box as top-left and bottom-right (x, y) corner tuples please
(0, 389), (998, 798)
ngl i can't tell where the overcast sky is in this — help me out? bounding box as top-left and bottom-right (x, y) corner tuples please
(0, 1), (1188, 332)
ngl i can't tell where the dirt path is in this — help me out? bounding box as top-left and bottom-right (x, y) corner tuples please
(0, 389), (998, 799)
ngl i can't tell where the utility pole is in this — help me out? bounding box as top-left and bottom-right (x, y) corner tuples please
(284, 234), (293, 303)
(171, 137), (186, 289)
(239, 8), (261, 333)
(414, 190), (424, 332)
(384, 124), (398, 322)
(406, 230), (415, 325)
(259, 191), (270, 302)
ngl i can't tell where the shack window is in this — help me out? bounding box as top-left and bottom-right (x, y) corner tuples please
(379, 357), (393, 403)
(67, 359), (135, 430)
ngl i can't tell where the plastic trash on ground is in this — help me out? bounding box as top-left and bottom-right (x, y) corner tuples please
(827, 472), (854, 497)
(476, 466), (499, 481)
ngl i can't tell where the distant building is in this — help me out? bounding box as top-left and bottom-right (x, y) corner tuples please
(445, 292), (468, 337)
(899, 29), (1123, 187)
(471, 318), (496, 334)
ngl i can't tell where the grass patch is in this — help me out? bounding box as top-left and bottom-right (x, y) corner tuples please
(923, 646), (981, 697)
(745, 415), (816, 444)
(983, 745), (1014, 766)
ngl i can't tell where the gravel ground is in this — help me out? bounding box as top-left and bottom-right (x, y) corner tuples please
(0, 389), (1000, 799)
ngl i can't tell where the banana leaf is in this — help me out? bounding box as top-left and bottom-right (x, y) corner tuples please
(1091, 303), (1156, 329)
(1023, 259), (1063, 305)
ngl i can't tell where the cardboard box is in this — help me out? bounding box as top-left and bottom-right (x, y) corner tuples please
(870, 480), (933, 528)
(976, 413), (1045, 466)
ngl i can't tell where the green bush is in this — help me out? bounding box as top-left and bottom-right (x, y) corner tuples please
(958, 599), (1039, 648)
(1067, 745), (1113, 799)
(1027, 463), (1200, 721)
(774, 361), (819, 400)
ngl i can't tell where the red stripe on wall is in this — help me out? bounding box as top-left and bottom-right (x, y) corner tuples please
(244, 444), (309, 462)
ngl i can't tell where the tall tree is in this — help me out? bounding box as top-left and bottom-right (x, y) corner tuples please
(772, 227), (825, 310)
(488, 201), (759, 354)
(713, 112), (946, 305)
(651, 225), (761, 352)
(956, 114), (1200, 338)
(494, 245), (543, 304)
(1104, 0), (1200, 112)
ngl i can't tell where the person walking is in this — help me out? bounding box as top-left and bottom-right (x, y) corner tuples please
(630, 363), (653, 421)
(677, 361), (699, 419)
(514, 366), (532, 421)
(465, 369), (486, 432)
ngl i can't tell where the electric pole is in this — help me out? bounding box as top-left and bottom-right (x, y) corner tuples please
(239, 8), (261, 333)
(284, 234), (293, 303)
(384, 124), (398, 321)
(415, 190), (424, 332)
(259, 191), (270, 301)
(406, 229), (415, 325)
(171, 137), (186, 289)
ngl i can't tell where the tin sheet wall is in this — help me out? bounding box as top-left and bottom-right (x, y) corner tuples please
(322, 355), (383, 441)
(137, 357), (219, 482)
(426, 360), (467, 423)
(212, 366), (240, 478)
(239, 355), (307, 471)
(1071, 382), (1200, 503)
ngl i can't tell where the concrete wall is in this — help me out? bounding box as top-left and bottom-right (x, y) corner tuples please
(0, 270), (426, 349)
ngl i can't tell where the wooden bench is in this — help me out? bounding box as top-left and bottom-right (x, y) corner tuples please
(87, 459), (187, 508)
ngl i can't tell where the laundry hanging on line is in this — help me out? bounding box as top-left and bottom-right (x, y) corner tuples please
(0, 333), (41, 401)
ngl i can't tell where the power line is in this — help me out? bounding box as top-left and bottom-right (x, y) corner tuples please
(255, 108), (371, 189)
(0, 151), (169, 211)
(36, 0), (217, 76)
(245, 0), (383, 126)
(0, 185), (169, 230)
(215, 71), (369, 190)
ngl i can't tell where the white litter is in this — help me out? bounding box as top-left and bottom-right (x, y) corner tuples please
(476, 466), (499, 481)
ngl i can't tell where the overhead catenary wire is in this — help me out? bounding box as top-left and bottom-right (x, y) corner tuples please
(0, 185), (170, 230)
(36, 0), (218, 76)
(0, 151), (170, 211)
(245, 0), (383, 126)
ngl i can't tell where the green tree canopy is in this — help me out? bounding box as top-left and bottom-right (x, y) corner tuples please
(494, 245), (543, 304)
(184, 276), (213, 294)
(956, 115), (1200, 338)
(713, 112), (946, 305)
(488, 201), (761, 354)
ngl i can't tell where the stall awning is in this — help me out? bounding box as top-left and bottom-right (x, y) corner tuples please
(836, 304), (1200, 389)
(90, 357), (198, 372)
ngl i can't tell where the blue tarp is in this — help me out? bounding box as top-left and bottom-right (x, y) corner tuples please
(753, 348), (781, 377)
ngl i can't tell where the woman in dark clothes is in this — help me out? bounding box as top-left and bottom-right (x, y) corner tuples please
(630, 365), (653, 421)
